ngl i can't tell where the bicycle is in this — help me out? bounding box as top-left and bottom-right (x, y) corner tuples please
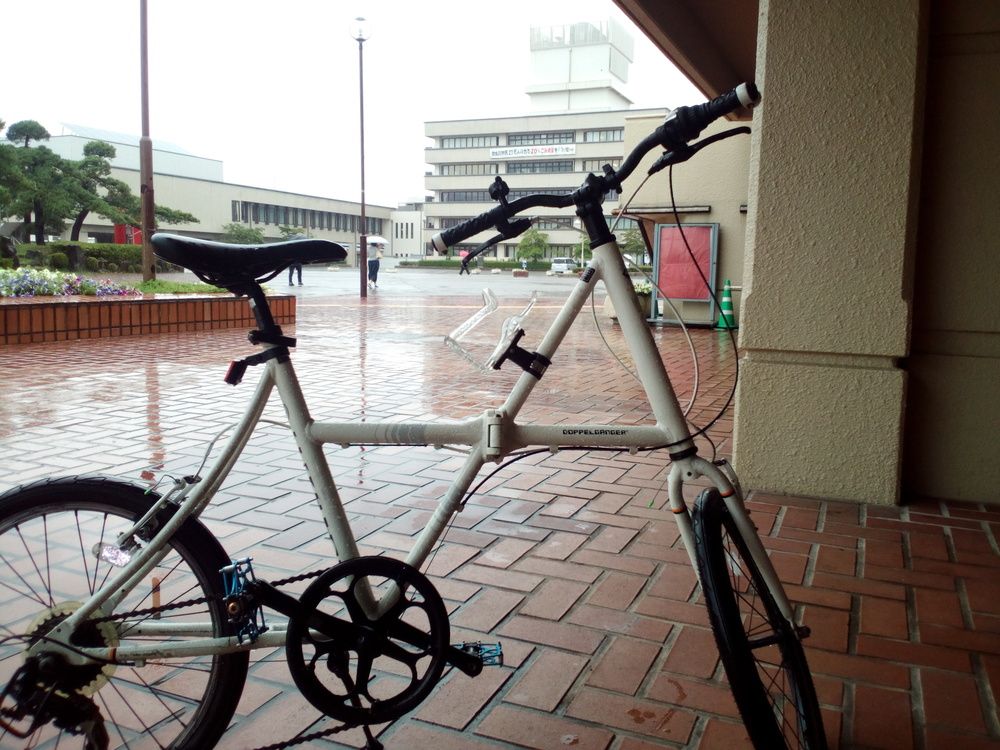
(0, 82), (826, 750)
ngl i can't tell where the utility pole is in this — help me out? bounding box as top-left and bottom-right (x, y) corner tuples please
(139, 0), (156, 281)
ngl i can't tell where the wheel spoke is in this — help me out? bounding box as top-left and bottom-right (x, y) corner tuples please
(16, 524), (54, 608)
(0, 482), (248, 748)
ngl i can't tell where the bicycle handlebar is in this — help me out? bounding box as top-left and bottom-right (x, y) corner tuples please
(431, 82), (759, 253)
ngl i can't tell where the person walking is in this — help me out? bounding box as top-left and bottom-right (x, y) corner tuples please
(367, 241), (384, 288)
(288, 262), (303, 286)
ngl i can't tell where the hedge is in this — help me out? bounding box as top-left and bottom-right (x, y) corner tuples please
(398, 258), (552, 271)
(397, 258), (653, 274)
(19, 242), (182, 273)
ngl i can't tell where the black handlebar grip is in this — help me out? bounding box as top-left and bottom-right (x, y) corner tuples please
(661, 82), (760, 146)
(705, 82), (760, 120)
(431, 204), (508, 253)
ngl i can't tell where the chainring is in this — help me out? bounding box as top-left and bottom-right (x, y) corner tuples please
(284, 556), (449, 726)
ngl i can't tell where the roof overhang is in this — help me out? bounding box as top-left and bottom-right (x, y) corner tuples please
(614, 0), (759, 117)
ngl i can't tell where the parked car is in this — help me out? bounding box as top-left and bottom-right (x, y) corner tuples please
(550, 257), (579, 274)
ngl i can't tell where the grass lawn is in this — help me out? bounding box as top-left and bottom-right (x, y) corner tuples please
(135, 279), (226, 295)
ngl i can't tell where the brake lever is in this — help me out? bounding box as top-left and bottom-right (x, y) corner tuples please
(458, 218), (533, 275)
(648, 126), (751, 175)
(460, 234), (504, 275)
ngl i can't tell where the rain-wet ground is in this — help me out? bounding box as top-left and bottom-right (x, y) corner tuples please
(1, 278), (998, 749)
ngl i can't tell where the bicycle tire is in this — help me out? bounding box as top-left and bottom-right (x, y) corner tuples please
(692, 488), (827, 750)
(0, 476), (249, 749)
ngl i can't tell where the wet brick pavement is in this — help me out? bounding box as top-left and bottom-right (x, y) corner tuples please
(1, 281), (998, 749)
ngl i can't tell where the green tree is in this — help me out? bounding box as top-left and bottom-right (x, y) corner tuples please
(13, 145), (78, 244)
(152, 204), (198, 227)
(6, 120), (49, 147)
(278, 225), (307, 240)
(67, 141), (198, 242)
(68, 141), (131, 241)
(516, 227), (549, 263)
(619, 227), (648, 264)
(0, 120), (21, 268)
(5, 121), (63, 244)
(0, 124), (199, 263)
(222, 223), (265, 244)
(0, 119), (21, 266)
(0, 122), (23, 229)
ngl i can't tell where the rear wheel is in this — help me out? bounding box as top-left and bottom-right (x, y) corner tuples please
(0, 476), (249, 749)
(693, 489), (827, 749)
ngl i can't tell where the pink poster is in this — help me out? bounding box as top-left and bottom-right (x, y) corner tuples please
(655, 225), (714, 300)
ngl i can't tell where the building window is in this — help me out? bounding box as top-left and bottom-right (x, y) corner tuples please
(535, 218), (574, 230)
(440, 191), (492, 202)
(581, 158), (621, 172)
(440, 162), (498, 176)
(440, 135), (499, 149)
(231, 200), (240, 221)
(508, 131), (573, 146)
(506, 160), (574, 174)
(508, 188), (567, 199)
(583, 128), (623, 143)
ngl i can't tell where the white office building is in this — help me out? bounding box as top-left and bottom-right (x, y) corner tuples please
(422, 19), (656, 260)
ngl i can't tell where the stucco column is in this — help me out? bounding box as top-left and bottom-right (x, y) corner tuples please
(733, 0), (923, 504)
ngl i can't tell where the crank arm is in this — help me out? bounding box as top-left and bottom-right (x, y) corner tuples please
(387, 619), (483, 677)
(247, 580), (360, 644)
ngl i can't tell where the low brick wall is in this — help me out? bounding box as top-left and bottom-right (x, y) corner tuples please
(0, 294), (295, 346)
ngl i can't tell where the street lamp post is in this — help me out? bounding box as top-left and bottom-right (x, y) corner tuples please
(352, 16), (370, 299)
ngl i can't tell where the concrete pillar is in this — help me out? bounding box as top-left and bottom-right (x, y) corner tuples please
(733, 0), (924, 504)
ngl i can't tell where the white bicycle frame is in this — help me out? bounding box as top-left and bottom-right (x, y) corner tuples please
(44, 235), (793, 666)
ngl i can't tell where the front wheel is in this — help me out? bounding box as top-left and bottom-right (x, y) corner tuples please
(0, 476), (249, 749)
(693, 489), (827, 750)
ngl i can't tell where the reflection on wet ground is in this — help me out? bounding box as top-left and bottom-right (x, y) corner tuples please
(0, 289), (735, 486)
(1, 284), (988, 749)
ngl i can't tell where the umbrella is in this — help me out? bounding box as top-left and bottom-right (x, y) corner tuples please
(366, 235), (388, 246)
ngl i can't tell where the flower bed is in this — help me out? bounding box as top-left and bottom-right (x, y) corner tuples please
(0, 268), (139, 298)
(0, 268), (295, 346)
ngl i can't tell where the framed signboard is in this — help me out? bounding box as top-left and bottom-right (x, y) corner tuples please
(651, 223), (719, 322)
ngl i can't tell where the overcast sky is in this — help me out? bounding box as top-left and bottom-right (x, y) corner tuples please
(4, 0), (703, 207)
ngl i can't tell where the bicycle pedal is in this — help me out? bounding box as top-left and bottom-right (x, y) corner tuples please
(220, 558), (269, 644)
(456, 641), (504, 667)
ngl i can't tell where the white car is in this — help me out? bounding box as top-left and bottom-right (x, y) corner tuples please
(550, 257), (579, 274)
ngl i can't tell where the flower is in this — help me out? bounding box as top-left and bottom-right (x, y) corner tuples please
(633, 280), (653, 295)
(0, 268), (139, 298)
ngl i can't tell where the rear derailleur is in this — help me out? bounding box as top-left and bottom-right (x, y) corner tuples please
(1, 653), (109, 750)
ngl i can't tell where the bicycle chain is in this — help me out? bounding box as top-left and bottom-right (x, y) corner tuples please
(88, 565), (337, 624)
(252, 721), (365, 750)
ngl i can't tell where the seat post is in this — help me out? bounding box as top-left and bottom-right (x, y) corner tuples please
(245, 283), (280, 335)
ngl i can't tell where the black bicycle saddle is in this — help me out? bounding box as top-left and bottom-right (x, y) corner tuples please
(151, 233), (347, 291)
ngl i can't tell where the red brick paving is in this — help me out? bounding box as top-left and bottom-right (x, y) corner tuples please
(1, 287), (999, 748)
